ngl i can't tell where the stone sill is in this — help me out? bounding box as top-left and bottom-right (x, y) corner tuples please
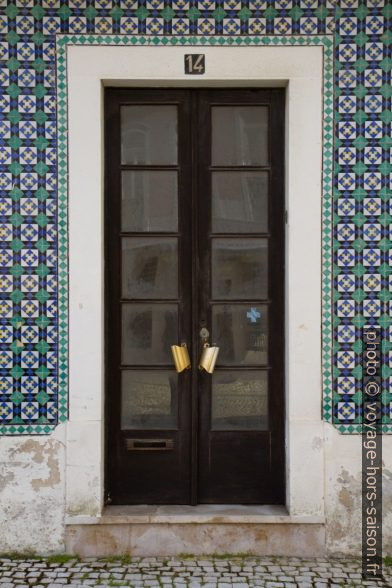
(65, 505), (325, 525)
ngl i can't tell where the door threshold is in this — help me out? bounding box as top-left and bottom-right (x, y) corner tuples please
(65, 504), (324, 525)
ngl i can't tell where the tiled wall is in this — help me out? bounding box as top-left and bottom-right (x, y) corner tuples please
(0, 0), (390, 435)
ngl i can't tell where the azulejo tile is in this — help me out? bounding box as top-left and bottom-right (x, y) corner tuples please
(337, 299), (356, 318)
(339, 17), (358, 36)
(337, 248), (356, 267)
(365, 43), (384, 61)
(299, 17), (318, 34)
(337, 325), (356, 343)
(363, 299), (382, 318)
(274, 18), (292, 34)
(337, 402), (356, 421)
(338, 147), (357, 165)
(363, 274), (381, 292)
(338, 43), (358, 63)
(197, 18), (215, 34)
(223, 18), (241, 34)
(363, 198), (381, 216)
(337, 274), (356, 293)
(0, 2), (390, 435)
(248, 18), (266, 34)
(364, 68), (383, 87)
(338, 173), (357, 191)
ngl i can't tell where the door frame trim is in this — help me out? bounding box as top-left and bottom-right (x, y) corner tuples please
(64, 40), (327, 520)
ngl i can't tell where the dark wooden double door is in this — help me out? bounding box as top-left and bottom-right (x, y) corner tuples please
(105, 89), (285, 505)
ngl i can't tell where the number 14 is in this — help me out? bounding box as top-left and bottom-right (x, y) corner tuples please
(185, 54), (205, 75)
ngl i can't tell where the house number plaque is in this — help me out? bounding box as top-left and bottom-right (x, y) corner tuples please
(184, 54), (205, 75)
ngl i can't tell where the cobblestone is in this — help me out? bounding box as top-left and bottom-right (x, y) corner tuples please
(0, 557), (391, 587)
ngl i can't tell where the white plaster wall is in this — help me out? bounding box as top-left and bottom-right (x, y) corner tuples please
(66, 43), (325, 523)
(0, 425), (66, 554)
(324, 424), (392, 556)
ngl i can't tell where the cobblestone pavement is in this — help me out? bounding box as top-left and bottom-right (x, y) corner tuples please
(0, 556), (391, 588)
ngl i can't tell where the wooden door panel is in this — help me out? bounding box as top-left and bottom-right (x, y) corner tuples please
(198, 433), (272, 504)
(196, 90), (285, 504)
(104, 89), (193, 504)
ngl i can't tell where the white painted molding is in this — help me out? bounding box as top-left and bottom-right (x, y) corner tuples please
(66, 43), (324, 518)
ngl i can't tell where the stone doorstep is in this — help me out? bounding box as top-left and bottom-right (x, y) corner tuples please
(65, 504), (325, 525)
(64, 508), (326, 558)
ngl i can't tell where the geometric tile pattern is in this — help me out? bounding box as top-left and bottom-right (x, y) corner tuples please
(0, 0), (390, 435)
(332, 0), (391, 434)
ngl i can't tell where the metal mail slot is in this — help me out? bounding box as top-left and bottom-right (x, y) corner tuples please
(125, 438), (174, 451)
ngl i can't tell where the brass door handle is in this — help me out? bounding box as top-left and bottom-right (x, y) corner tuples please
(171, 342), (191, 373)
(199, 342), (219, 374)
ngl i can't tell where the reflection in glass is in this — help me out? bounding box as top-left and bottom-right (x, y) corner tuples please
(211, 106), (268, 166)
(212, 305), (268, 365)
(212, 238), (268, 299)
(122, 237), (178, 299)
(212, 371), (268, 430)
(122, 171), (178, 232)
(212, 172), (268, 233)
(121, 105), (177, 165)
(121, 370), (178, 430)
(122, 304), (177, 365)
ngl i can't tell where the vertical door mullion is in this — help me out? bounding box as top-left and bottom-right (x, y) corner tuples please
(190, 92), (199, 505)
(196, 91), (213, 502)
(178, 90), (194, 503)
(267, 90), (286, 501)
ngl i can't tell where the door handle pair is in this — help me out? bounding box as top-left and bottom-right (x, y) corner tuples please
(171, 341), (220, 374)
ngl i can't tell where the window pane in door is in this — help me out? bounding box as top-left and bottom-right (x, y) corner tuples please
(121, 370), (178, 430)
(212, 304), (268, 365)
(121, 105), (177, 165)
(212, 172), (268, 233)
(211, 106), (268, 166)
(122, 237), (178, 299)
(211, 238), (268, 299)
(122, 303), (178, 365)
(211, 371), (268, 430)
(122, 171), (178, 232)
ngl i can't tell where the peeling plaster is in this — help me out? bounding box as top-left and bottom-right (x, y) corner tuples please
(338, 488), (353, 510)
(0, 430), (66, 554)
(12, 439), (46, 464)
(10, 439), (61, 491)
(32, 450), (61, 491)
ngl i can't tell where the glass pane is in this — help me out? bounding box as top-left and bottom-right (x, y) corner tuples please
(211, 106), (268, 166)
(122, 303), (177, 365)
(122, 171), (178, 232)
(212, 238), (268, 299)
(212, 371), (268, 430)
(121, 370), (177, 430)
(122, 237), (178, 299)
(212, 172), (268, 233)
(121, 105), (177, 165)
(212, 305), (268, 365)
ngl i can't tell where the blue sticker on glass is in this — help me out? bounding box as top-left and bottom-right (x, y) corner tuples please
(247, 308), (261, 323)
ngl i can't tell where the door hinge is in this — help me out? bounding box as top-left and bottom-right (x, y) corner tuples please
(105, 490), (112, 505)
